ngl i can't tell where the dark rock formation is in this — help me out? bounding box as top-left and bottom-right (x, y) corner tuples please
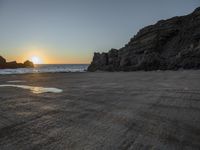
(88, 7), (200, 71)
(0, 56), (6, 65)
(24, 60), (34, 68)
(0, 56), (34, 69)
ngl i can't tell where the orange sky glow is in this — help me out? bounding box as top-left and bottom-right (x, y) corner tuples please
(5, 48), (91, 64)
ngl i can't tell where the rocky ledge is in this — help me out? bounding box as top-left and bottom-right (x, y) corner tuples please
(0, 56), (34, 69)
(88, 7), (200, 71)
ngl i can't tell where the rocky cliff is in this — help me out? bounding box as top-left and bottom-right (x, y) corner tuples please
(0, 56), (34, 69)
(88, 7), (200, 71)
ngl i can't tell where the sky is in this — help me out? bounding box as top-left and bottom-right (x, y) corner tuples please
(0, 0), (199, 64)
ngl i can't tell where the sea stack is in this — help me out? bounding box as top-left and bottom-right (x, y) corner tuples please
(88, 7), (200, 71)
(0, 56), (34, 69)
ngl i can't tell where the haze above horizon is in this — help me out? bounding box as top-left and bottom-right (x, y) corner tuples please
(0, 0), (199, 64)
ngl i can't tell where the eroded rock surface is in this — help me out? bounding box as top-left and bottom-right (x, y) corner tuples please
(88, 7), (200, 71)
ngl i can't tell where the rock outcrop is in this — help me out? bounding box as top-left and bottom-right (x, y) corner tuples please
(0, 56), (6, 64)
(24, 60), (34, 68)
(0, 56), (34, 69)
(88, 7), (200, 71)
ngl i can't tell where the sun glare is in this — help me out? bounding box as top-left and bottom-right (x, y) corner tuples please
(31, 56), (42, 64)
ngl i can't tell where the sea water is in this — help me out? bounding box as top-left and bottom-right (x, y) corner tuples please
(0, 64), (89, 74)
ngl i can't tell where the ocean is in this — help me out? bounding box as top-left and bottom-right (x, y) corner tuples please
(0, 64), (89, 74)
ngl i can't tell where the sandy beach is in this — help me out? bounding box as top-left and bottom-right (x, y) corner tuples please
(0, 71), (200, 150)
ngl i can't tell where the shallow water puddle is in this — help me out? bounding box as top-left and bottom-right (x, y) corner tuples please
(0, 84), (63, 94)
(7, 80), (26, 83)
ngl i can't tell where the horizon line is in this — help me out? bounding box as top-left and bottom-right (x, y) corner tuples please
(34, 63), (90, 65)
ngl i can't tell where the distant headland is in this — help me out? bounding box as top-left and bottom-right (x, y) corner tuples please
(0, 56), (34, 69)
(88, 7), (200, 71)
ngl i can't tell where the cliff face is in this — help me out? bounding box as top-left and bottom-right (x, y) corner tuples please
(0, 56), (34, 69)
(88, 7), (200, 71)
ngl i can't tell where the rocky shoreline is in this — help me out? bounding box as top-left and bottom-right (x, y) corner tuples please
(0, 56), (34, 69)
(88, 7), (200, 71)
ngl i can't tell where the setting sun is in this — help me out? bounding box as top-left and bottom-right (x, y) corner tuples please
(30, 56), (42, 64)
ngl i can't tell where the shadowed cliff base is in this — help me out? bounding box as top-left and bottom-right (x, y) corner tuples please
(88, 7), (200, 72)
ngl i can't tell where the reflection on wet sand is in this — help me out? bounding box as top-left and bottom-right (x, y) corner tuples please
(0, 84), (63, 94)
(7, 80), (26, 83)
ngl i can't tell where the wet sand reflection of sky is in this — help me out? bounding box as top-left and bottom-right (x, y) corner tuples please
(0, 84), (63, 94)
(7, 80), (26, 83)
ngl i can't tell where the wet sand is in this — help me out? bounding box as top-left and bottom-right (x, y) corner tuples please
(0, 71), (200, 150)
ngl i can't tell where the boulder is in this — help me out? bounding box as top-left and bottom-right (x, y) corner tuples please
(24, 60), (34, 68)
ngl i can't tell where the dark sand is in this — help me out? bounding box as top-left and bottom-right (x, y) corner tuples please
(0, 71), (200, 150)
